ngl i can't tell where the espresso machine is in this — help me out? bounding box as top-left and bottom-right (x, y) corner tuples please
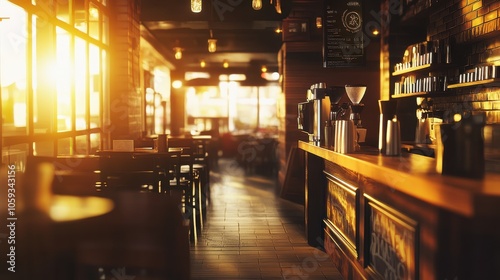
(297, 83), (344, 146)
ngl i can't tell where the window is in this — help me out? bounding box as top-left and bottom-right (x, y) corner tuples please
(1, 0), (109, 165)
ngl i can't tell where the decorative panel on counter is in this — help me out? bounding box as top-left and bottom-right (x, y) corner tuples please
(324, 172), (359, 257)
(365, 195), (419, 280)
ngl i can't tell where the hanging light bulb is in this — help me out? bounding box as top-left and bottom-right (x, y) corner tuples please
(208, 38), (217, 53)
(191, 0), (202, 13)
(173, 47), (183, 60)
(208, 30), (217, 52)
(252, 0), (262, 10)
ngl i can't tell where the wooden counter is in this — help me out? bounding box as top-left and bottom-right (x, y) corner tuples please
(298, 141), (500, 280)
(299, 141), (500, 217)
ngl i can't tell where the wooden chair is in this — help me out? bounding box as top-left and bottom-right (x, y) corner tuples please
(192, 138), (211, 217)
(22, 155), (100, 196)
(97, 151), (162, 193)
(165, 138), (204, 236)
(155, 149), (199, 241)
(72, 193), (190, 280)
(51, 155), (101, 196)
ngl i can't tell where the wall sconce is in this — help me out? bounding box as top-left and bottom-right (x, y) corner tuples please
(173, 47), (183, 59)
(252, 0), (262, 10)
(191, 0), (202, 13)
(223, 60), (229, 68)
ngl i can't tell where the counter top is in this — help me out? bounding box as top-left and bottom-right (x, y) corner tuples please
(298, 141), (500, 217)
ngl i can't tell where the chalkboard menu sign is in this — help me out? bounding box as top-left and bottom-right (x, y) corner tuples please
(367, 199), (418, 280)
(323, 0), (365, 67)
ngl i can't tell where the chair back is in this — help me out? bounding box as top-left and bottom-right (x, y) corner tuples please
(97, 151), (162, 191)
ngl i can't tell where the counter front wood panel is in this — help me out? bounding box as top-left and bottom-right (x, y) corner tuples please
(325, 173), (359, 256)
(365, 195), (418, 280)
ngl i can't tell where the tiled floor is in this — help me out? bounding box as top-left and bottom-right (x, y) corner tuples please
(190, 159), (343, 279)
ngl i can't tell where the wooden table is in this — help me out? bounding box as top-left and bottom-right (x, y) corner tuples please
(0, 189), (190, 279)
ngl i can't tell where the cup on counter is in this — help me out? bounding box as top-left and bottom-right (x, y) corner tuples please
(156, 134), (168, 152)
(324, 121), (334, 148)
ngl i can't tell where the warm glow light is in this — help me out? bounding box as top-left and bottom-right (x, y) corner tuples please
(228, 74), (246, 81)
(271, 72), (280, 80)
(372, 29), (380, 36)
(89, 7), (99, 20)
(261, 72), (280, 81)
(208, 38), (217, 53)
(261, 65), (267, 73)
(173, 47), (183, 59)
(316, 17), (322, 28)
(172, 80), (183, 89)
(200, 59), (206, 68)
(252, 0), (262, 10)
(223, 60), (229, 68)
(275, 27), (282, 34)
(191, 0), (202, 13)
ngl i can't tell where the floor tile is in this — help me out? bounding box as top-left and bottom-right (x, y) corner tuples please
(189, 159), (343, 280)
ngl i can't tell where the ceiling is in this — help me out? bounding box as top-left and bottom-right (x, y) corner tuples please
(140, 0), (297, 78)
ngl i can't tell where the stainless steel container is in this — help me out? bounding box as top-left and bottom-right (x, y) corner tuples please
(334, 120), (355, 154)
(385, 117), (401, 156)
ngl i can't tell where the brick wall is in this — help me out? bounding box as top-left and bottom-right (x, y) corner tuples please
(108, 0), (143, 144)
(427, 0), (500, 123)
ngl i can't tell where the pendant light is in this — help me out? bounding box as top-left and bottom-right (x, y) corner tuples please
(252, 0), (262, 10)
(191, 0), (202, 13)
(173, 47), (183, 60)
(208, 30), (217, 53)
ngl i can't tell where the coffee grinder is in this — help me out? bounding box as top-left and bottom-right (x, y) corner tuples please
(345, 85), (367, 149)
(326, 86), (345, 122)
